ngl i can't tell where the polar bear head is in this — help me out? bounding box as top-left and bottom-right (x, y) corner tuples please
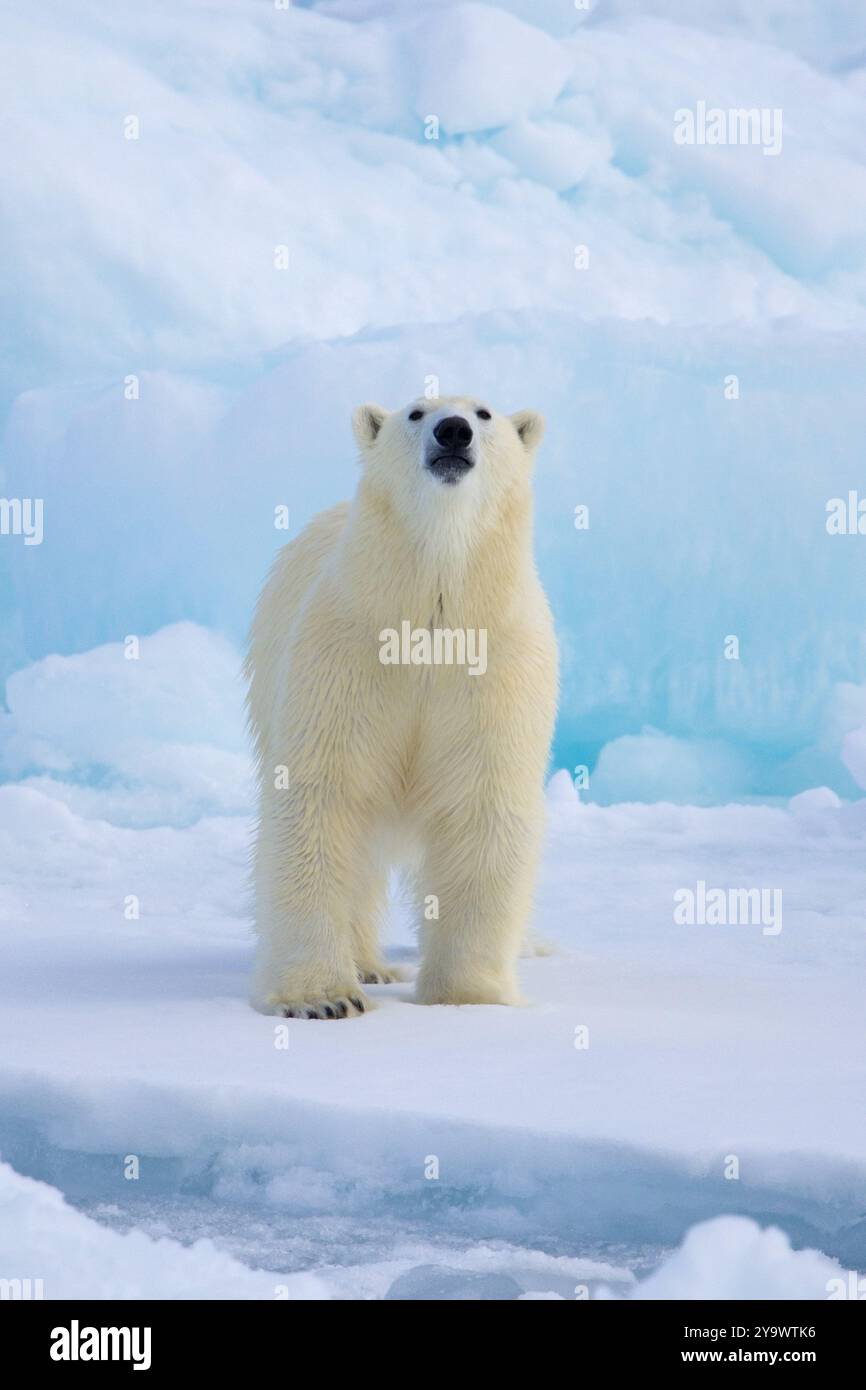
(352, 395), (544, 540)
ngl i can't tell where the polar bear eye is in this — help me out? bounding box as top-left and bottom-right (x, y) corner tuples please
(476, 408), (491, 420)
(408, 409), (424, 421)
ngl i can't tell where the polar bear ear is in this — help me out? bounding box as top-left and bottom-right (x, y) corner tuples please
(352, 403), (389, 449)
(510, 409), (545, 453)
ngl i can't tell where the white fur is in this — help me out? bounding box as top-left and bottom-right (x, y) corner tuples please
(245, 395), (558, 1017)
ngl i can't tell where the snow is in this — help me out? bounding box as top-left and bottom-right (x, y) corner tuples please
(3, 0), (866, 798)
(5, 319), (866, 803)
(0, 1163), (325, 1300)
(0, 624), (250, 827)
(408, 5), (574, 135)
(491, 119), (613, 192)
(2, 0), (863, 400)
(0, 1159), (855, 1301)
(0, 628), (864, 1293)
(627, 1216), (847, 1302)
(842, 727), (866, 791)
(1, 0), (865, 1298)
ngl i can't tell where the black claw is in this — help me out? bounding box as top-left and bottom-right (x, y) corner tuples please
(350, 996), (365, 1013)
(284, 1009), (296, 1018)
(305, 1009), (319, 1019)
(323, 1005), (335, 1018)
(334, 1000), (348, 1018)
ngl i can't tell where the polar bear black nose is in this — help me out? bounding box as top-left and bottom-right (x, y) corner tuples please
(433, 416), (473, 449)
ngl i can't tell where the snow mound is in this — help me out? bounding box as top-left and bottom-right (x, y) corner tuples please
(0, 1161), (325, 1300)
(0, 624), (251, 828)
(629, 1215), (846, 1301)
(3, 0), (866, 392)
(842, 727), (866, 790)
(408, 4), (573, 134)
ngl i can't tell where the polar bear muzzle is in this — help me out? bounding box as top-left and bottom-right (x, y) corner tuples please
(426, 414), (475, 485)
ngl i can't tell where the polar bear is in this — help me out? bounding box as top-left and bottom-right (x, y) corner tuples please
(245, 395), (558, 1017)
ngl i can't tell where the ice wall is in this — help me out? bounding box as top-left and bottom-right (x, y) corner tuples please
(2, 0), (865, 801)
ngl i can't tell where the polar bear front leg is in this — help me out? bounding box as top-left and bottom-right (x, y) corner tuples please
(252, 782), (373, 1018)
(414, 800), (542, 1007)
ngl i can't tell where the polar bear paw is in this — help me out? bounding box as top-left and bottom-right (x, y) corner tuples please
(415, 973), (522, 1007)
(357, 963), (406, 985)
(274, 992), (371, 1019)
